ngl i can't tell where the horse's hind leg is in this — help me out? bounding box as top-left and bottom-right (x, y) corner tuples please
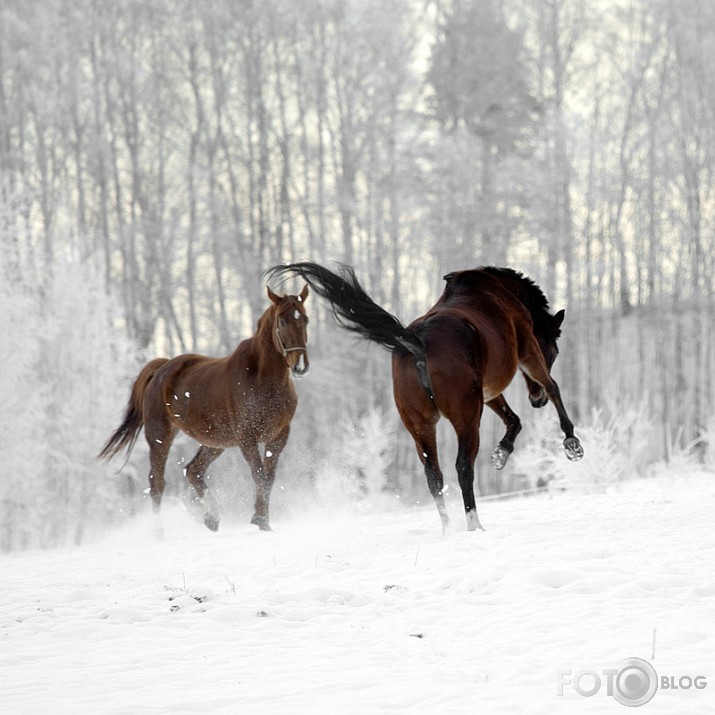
(185, 446), (224, 531)
(145, 428), (175, 540)
(454, 412), (486, 532)
(148, 445), (169, 513)
(409, 427), (450, 534)
(487, 395), (522, 470)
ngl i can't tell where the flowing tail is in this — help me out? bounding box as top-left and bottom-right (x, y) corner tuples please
(98, 358), (169, 460)
(266, 262), (434, 400)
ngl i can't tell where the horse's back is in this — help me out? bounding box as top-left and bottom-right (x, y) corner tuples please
(142, 353), (233, 433)
(143, 344), (296, 448)
(147, 353), (225, 401)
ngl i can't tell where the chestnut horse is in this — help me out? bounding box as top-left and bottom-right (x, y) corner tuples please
(267, 262), (582, 532)
(99, 285), (309, 532)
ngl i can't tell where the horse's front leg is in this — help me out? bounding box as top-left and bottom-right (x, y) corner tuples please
(520, 351), (584, 462)
(486, 395), (522, 470)
(545, 381), (584, 462)
(243, 426), (290, 531)
(185, 446), (224, 531)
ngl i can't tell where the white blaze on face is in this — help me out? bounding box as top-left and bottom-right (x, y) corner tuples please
(294, 352), (307, 373)
(294, 309), (301, 320)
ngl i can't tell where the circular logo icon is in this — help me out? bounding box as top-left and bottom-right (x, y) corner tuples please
(613, 657), (658, 707)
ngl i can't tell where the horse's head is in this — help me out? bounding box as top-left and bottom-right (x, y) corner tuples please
(267, 284), (310, 377)
(525, 309), (565, 408)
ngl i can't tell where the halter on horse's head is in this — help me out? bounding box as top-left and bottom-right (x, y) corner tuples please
(267, 285), (310, 377)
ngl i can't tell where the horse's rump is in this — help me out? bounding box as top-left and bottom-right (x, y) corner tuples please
(98, 357), (169, 460)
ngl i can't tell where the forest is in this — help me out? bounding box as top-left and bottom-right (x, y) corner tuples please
(2, 0), (714, 550)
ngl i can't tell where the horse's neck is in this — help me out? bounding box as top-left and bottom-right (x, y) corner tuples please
(502, 277), (549, 334)
(231, 309), (287, 380)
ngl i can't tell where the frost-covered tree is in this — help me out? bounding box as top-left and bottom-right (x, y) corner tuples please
(0, 215), (140, 550)
(426, 0), (541, 267)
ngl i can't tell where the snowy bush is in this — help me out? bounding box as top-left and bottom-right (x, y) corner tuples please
(0, 243), (140, 550)
(647, 427), (706, 481)
(341, 404), (396, 498)
(698, 417), (715, 472)
(311, 403), (396, 509)
(511, 396), (655, 493)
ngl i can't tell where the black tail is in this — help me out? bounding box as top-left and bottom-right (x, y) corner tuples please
(266, 261), (434, 400)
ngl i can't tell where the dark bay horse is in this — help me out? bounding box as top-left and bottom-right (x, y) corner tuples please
(267, 262), (583, 532)
(99, 285), (310, 532)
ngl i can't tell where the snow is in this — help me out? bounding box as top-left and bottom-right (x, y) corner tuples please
(2, 473), (714, 714)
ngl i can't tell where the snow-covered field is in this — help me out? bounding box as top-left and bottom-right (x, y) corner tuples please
(2, 473), (714, 714)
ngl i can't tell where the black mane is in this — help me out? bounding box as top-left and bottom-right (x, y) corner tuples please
(443, 266), (558, 338)
(480, 266), (551, 312)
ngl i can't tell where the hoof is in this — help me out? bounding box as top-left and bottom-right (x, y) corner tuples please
(564, 436), (584, 462)
(491, 446), (510, 471)
(250, 514), (272, 532)
(466, 511), (485, 532)
(197, 492), (220, 531)
(204, 514), (220, 532)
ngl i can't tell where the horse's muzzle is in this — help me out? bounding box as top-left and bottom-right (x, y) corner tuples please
(290, 352), (310, 377)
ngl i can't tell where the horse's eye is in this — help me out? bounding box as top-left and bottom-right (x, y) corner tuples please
(279, 318), (286, 328)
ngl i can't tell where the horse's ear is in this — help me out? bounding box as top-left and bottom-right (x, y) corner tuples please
(553, 309), (565, 329)
(299, 284), (309, 302)
(267, 286), (283, 306)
